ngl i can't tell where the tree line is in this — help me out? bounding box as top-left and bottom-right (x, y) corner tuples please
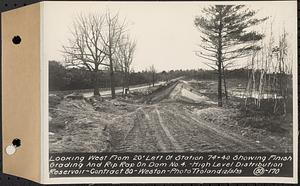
(49, 60), (159, 92)
(50, 59), (253, 92)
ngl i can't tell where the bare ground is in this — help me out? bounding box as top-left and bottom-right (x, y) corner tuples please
(49, 79), (293, 153)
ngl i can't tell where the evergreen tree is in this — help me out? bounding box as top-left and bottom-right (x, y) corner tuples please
(194, 5), (267, 106)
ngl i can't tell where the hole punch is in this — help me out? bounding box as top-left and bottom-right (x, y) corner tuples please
(12, 36), (22, 45)
(6, 138), (21, 155)
(12, 138), (21, 147)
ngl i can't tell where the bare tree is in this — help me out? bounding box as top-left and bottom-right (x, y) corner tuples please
(275, 30), (289, 115)
(99, 12), (127, 99)
(63, 11), (129, 99)
(149, 65), (156, 87)
(115, 35), (136, 95)
(62, 14), (108, 96)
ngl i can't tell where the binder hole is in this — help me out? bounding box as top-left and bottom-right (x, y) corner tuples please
(4, 4), (8, 7)
(12, 36), (21, 45)
(12, 138), (21, 147)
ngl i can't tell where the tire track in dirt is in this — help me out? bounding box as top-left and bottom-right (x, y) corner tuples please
(111, 107), (177, 152)
(111, 105), (187, 152)
(111, 102), (272, 152)
(163, 106), (272, 152)
(111, 106), (143, 122)
(187, 114), (272, 152)
(154, 107), (184, 152)
(181, 109), (273, 151)
(140, 109), (168, 152)
(114, 110), (144, 152)
(159, 107), (224, 152)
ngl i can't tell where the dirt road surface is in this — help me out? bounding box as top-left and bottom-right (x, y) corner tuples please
(110, 103), (272, 152)
(108, 80), (276, 152)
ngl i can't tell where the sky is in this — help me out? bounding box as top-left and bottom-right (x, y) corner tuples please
(43, 1), (297, 72)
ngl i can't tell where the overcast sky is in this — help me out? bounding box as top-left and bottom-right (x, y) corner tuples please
(43, 1), (297, 72)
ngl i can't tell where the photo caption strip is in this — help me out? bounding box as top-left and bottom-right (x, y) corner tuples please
(49, 153), (293, 177)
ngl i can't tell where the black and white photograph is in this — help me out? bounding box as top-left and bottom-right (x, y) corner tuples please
(47, 1), (296, 154)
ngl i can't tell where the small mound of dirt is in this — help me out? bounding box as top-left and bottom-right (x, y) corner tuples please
(49, 98), (111, 153)
(193, 106), (292, 152)
(49, 94), (63, 108)
(89, 99), (138, 115)
(193, 107), (238, 123)
(65, 92), (84, 100)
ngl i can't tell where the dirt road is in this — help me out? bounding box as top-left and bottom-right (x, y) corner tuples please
(110, 102), (272, 152)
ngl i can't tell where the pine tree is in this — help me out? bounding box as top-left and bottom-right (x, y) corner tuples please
(194, 5), (267, 107)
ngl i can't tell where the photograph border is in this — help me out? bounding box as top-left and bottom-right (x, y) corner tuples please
(41, 1), (298, 184)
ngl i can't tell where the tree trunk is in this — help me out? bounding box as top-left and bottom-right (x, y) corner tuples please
(152, 72), (155, 87)
(126, 70), (130, 92)
(93, 68), (100, 96)
(218, 61), (223, 107)
(109, 55), (116, 99)
(217, 38), (223, 105)
(217, 10), (223, 107)
(121, 70), (125, 96)
(222, 64), (228, 100)
(245, 54), (254, 107)
(123, 69), (129, 95)
(223, 74), (228, 100)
